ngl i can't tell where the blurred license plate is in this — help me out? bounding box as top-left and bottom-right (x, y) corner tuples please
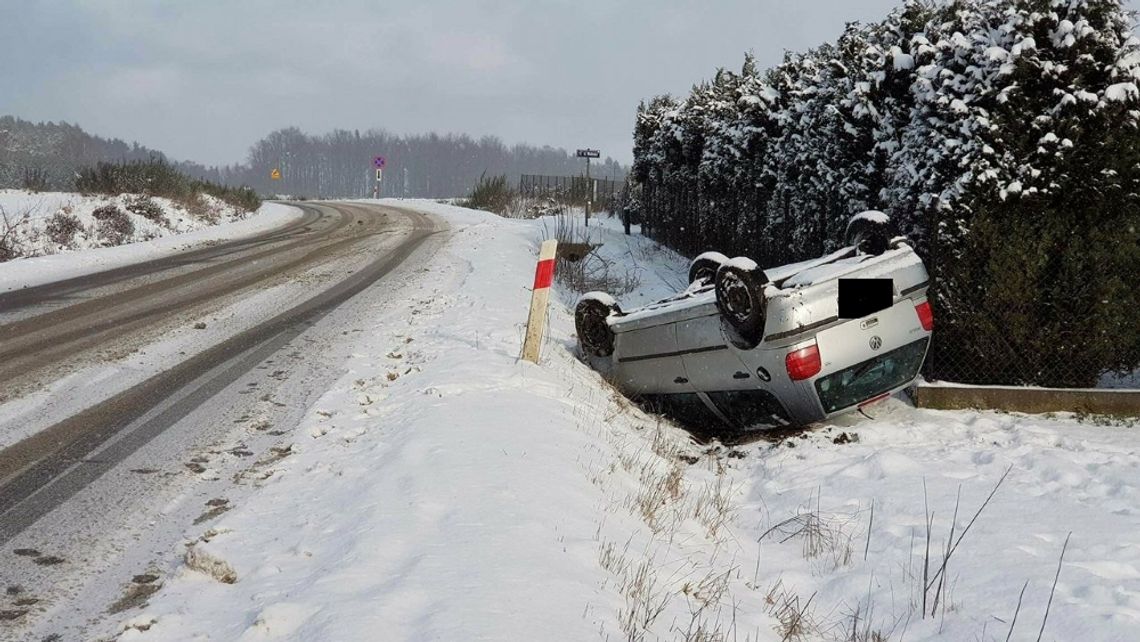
(838, 278), (892, 319)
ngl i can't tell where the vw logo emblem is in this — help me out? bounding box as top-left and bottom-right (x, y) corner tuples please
(869, 335), (882, 351)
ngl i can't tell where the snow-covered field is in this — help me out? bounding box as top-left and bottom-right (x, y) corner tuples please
(26, 201), (1134, 641)
(0, 190), (300, 293)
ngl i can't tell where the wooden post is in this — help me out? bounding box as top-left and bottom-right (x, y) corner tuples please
(521, 240), (558, 363)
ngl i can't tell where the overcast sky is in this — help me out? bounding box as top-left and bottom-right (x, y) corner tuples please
(2, 0), (910, 167)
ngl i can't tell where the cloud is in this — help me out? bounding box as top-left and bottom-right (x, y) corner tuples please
(1, 0), (911, 166)
(427, 33), (518, 73)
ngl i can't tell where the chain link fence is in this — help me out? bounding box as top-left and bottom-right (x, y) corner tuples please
(921, 211), (1140, 388)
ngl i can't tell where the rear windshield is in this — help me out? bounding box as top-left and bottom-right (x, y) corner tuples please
(814, 338), (928, 413)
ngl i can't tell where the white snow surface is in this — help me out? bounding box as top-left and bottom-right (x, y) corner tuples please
(726, 255), (759, 271)
(1099, 367), (1140, 389)
(890, 46), (915, 71)
(578, 290), (618, 308)
(763, 246), (854, 283)
(1105, 82), (1139, 102)
(779, 253), (876, 288)
(0, 190), (301, 292)
(92, 204), (1140, 641)
(850, 209), (891, 225)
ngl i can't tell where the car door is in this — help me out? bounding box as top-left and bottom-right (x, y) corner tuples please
(611, 321), (691, 396)
(676, 314), (755, 392)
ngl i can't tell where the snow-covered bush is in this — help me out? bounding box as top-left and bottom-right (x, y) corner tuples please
(76, 158), (262, 214)
(0, 210), (21, 261)
(631, 0), (1140, 386)
(93, 204), (135, 245)
(463, 173), (513, 214)
(45, 211), (81, 246)
(126, 196), (165, 223)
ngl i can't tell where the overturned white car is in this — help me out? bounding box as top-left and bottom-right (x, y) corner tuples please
(575, 212), (933, 428)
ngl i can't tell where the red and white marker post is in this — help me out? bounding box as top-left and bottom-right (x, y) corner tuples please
(521, 239), (558, 363)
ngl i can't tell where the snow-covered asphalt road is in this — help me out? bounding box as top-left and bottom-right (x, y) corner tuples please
(0, 201), (445, 638)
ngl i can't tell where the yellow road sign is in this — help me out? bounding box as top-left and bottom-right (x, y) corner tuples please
(270, 168), (282, 180)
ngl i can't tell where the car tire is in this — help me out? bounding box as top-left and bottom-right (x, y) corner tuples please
(846, 211), (892, 256)
(714, 261), (768, 343)
(575, 294), (620, 357)
(688, 251), (730, 285)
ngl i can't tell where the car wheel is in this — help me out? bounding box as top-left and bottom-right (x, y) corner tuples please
(714, 261), (768, 343)
(575, 294), (620, 357)
(688, 251), (730, 285)
(846, 211), (892, 256)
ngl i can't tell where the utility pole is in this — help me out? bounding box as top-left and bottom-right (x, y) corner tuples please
(576, 148), (600, 226)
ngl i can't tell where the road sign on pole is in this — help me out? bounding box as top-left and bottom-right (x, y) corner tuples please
(576, 149), (600, 225)
(270, 168), (282, 180)
(374, 156), (387, 169)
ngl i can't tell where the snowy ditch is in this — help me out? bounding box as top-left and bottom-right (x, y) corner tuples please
(82, 201), (1139, 641)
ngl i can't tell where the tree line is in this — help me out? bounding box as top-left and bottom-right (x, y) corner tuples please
(0, 116), (173, 191)
(630, 0), (1140, 387)
(0, 117), (626, 200)
(226, 127), (625, 199)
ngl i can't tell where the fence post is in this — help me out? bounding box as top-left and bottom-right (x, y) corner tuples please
(521, 240), (559, 364)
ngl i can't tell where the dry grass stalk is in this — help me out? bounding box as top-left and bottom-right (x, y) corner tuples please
(863, 499), (874, 562)
(1036, 532), (1071, 642)
(692, 474), (738, 540)
(764, 579), (818, 641)
(923, 465), (1012, 617)
(1005, 579), (1029, 642)
(922, 479), (932, 617)
(759, 492), (854, 568)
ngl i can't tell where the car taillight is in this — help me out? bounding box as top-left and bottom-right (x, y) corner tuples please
(915, 300), (934, 331)
(786, 344), (822, 381)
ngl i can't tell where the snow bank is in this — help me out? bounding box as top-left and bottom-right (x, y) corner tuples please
(0, 192), (301, 292)
(0, 190), (253, 259)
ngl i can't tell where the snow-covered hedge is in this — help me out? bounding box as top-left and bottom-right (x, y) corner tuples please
(631, 0), (1140, 387)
